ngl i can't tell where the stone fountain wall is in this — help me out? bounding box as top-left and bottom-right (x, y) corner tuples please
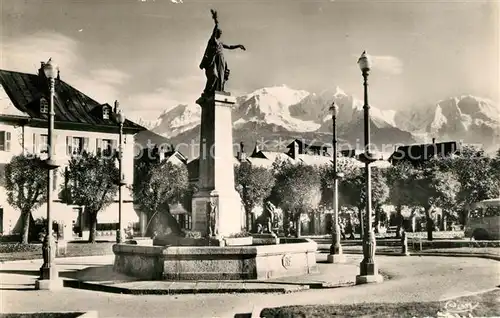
(113, 238), (318, 280)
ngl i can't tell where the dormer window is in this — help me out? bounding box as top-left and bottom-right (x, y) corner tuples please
(102, 106), (110, 120)
(40, 98), (48, 114)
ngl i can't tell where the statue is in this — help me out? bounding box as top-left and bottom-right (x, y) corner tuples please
(207, 198), (219, 237)
(198, 9), (246, 100)
(263, 201), (276, 234)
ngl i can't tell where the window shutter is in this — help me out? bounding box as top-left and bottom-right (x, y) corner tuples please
(53, 169), (58, 191)
(111, 139), (118, 156)
(64, 167), (69, 203)
(33, 133), (39, 154)
(83, 137), (90, 153)
(0, 131), (4, 151)
(96, 138), (102, 155)
(66, 136), (72, 155)
(5, 132), (11, 151)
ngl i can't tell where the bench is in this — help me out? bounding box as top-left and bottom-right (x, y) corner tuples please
(386, 226), (398, 236)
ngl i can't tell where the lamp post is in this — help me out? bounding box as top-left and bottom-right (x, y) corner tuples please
(327, 101), (345, 263)
(36, 58), (62, 290)
(114, 101), (126, 243)
(355, 51), (383, 284)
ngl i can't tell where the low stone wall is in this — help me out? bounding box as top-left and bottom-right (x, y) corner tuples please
(113, 245), (164, 280)
(411, 239), (500, 250)
(113, 238), (318, 281)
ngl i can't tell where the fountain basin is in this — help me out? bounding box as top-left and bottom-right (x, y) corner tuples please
(113, 238), (318, 280)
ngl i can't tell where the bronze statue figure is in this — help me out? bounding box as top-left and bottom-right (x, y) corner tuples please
(264, 201), (276, 234)
(199, 9), (246, 99)
(207, 198), (219, 237)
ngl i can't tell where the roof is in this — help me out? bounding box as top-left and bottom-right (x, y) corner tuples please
(287, 139), (331, 149)
(0, 69), (145, 133)
(389, 141), (460, 165)
(296, 154), (333, 166)
(134, 130), (172, 149)
(165, 151), (188, 164)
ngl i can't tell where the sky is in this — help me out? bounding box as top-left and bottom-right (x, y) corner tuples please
(0, 0), (498, 123)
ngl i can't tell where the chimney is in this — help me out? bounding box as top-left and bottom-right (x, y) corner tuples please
(292, 140), (299, 159)
(238, 141), (247, 162)
(432, 137), (436, 144)
(38, 62), (46, 78)
(57, 69), (60, 81)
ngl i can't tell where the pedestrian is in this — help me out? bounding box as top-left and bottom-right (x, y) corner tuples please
(340, 221), (346, 240)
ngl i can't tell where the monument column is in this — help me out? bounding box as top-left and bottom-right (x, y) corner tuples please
(192, 92), (243, 237)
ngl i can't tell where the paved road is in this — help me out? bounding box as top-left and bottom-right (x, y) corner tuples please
(1, 254), (499, 318)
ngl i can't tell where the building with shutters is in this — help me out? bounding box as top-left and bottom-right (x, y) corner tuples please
(0, 64), (146, 238)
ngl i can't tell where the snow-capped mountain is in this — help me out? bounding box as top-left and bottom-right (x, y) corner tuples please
(395, 95), (500, 151)
(233, 85), (319, 132)
(148, 86), (499, 159)
(152, 103), (201, 138)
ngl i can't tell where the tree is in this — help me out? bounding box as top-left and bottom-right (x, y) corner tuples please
(66, 152), (119, 243)
(339, 166), (389, 236)
(270, 161), (321, 237)
(132, 160), (189, 237)
(4, 154), (48, 244)
(318, 158), (358, 208)
(385, 162), (417, 236)
(413, 160), (460, 240)
(442, 146), (500, 224)
(234, 163), (275, 232)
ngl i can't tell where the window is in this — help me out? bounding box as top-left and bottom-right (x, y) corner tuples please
(40, 98), (48, 114)
(174, 214), (192, 230)
(66, 136), (89, 155)
(72, 137), (83, 154)
(96, 138), (116, 156)
(185, 214), (192, 230)
(33, 134), (57, 155)
(40, 135), (48, 153)
(102, 106), (110, 120)
(0, 131), (11, 151)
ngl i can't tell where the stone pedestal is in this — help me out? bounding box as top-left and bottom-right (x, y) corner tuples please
(192, 92), (244, 237)
(36, 264), (63, 290)
(327, 253), (346, 263)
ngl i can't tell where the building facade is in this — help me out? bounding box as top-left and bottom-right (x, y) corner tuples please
(0, 65), (145, 238)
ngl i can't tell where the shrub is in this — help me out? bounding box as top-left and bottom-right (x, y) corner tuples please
(183, 230), (202, 239)
(226, 231), (251, 238)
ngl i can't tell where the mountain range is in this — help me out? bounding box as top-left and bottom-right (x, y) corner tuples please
(149, 85), (500, 159)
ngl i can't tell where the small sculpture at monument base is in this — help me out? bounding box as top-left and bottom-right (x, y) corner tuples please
(206, 198), (219, 238)
(263, 201), (277, 235)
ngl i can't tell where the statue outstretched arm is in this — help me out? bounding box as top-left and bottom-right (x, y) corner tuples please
(222, 44), (246, 50)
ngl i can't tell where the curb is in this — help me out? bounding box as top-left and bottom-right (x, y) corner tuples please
(410, 252), (500, 261)
(317, 248), (500, 261)
(63, 279), (311, 295)
(0, 254), (114, 264)
(439, 287), (500, 301)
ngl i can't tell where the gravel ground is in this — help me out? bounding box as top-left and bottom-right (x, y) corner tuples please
(1, 253), (499, 318)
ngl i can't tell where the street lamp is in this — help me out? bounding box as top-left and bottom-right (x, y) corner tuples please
(327, 101), (345, 263)
(114, 101), (126, 243)
(36, 58), (62, 290)
(355, 51), (383, 284)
